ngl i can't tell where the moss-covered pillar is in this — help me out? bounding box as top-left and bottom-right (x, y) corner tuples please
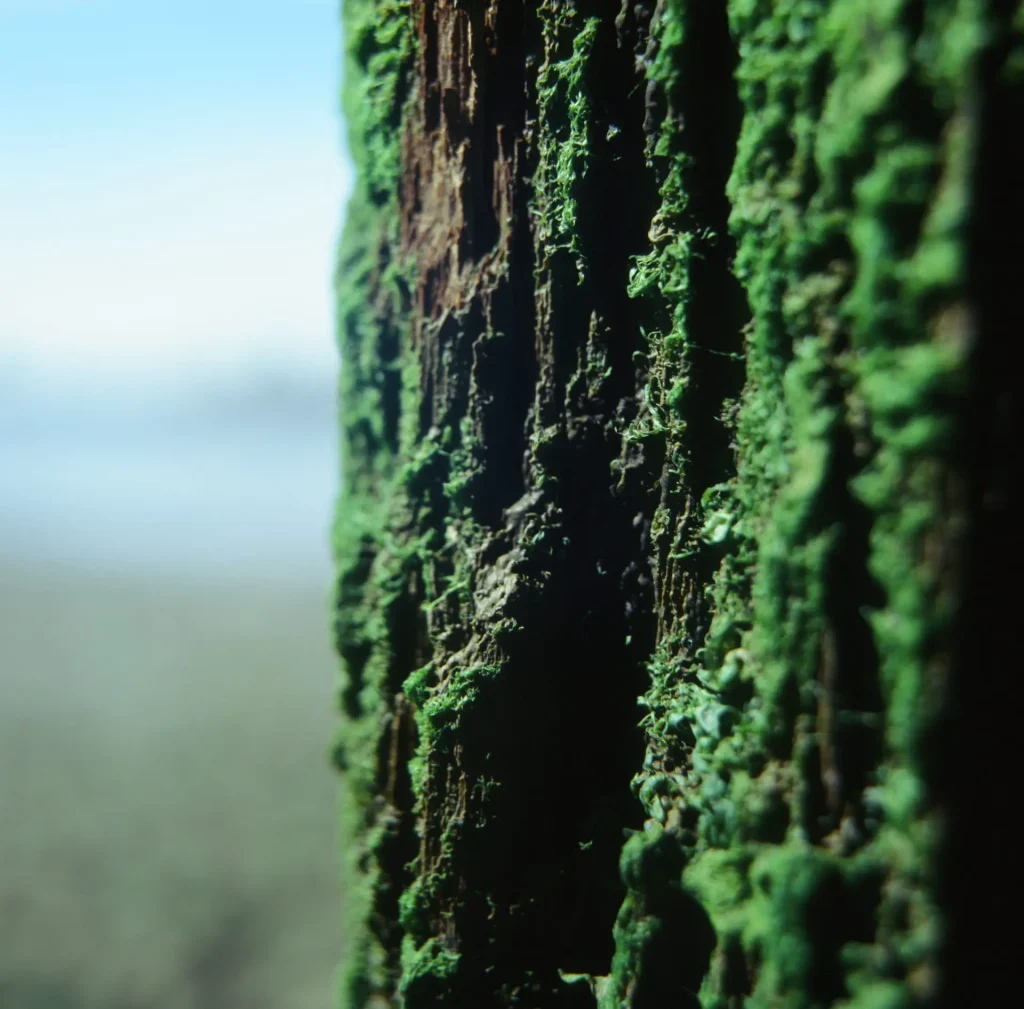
(332, 1), (1022, 1006)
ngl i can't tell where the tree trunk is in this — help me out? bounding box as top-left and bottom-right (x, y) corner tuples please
(332, 2), (1021, 1006)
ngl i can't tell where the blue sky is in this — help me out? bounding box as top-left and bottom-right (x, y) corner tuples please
(0, 0), (352, 386)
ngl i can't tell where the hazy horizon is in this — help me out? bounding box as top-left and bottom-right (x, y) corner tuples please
(1, 4), (351, 1007)
(1, 0), (350, 584)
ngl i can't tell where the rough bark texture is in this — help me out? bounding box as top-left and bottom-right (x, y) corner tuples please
(333, 2), (1021, 1007)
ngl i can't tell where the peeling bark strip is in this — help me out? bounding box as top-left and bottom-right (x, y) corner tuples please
(334, 2), (1021, 1007)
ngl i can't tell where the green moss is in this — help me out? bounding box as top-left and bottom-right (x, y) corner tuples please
(333, 2), (418, 1005)
(407, 662), (502, 755)
(534, 6), (602, 275)
(399, 935), (461, 1003)
(682, 847), (753, 922)
(611, 0), (984, 1004)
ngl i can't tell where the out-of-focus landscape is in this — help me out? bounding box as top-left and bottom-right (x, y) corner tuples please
(0, 371), (343, 1009)
(1, 2), (350, 1007)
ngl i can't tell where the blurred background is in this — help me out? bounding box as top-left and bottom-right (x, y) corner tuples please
(1, 2), (351, 1007)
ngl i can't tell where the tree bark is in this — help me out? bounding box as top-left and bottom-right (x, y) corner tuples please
(333, 2), (1022, 1006)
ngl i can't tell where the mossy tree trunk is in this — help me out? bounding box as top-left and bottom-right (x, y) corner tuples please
(332, 1), (1021, 1006)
